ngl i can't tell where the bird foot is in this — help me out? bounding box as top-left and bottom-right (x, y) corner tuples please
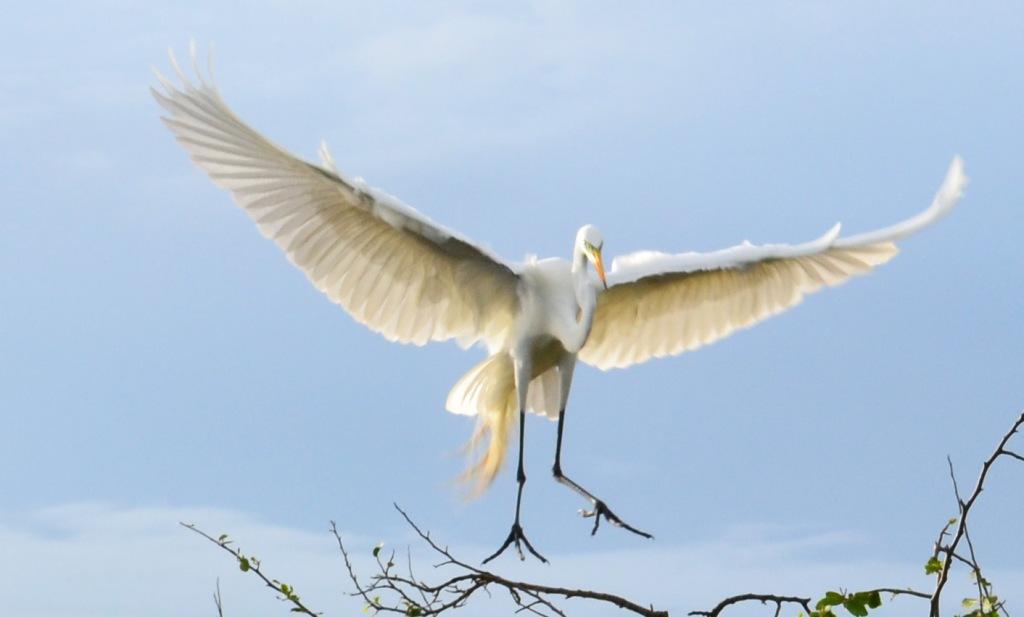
(482, 522), (547, 564)
(579, 499), (654, 539)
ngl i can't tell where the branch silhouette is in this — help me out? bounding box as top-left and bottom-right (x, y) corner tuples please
(186, 410), (1023, 617)
(927, 411), (1024, 617)
(690, 410), (1023, 617)
(332, 504), (668, 617)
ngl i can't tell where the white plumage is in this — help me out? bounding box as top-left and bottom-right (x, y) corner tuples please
(154, 47), (967, 562)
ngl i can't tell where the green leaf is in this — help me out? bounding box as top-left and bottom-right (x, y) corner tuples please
(817, 592), (846, 610)
(843, 599), (868, 617)
(372, 542), (383, 558)
(866, 591), (881, 609)
(963, 598), (978, 609)
(925, 556), (943, 575)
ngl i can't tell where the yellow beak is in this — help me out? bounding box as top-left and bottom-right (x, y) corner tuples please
(594, 250), (607, 290)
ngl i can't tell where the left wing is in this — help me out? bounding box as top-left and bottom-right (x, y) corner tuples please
(579, 157), (967, 370)
(152, 47), (521, 352)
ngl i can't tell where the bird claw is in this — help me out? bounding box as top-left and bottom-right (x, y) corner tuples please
(482, 522), (548, 564)
(579, 499), (653, 539)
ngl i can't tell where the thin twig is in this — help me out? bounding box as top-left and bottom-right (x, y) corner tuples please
(688, 593), (812, 617)
(181, 523), (321, 616)
(213, 578), (224, 617)
(866, 588), (932, 601)
(947, 458), (987, 611)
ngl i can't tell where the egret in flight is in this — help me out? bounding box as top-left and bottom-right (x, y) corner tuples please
(154, 47), (967, 563)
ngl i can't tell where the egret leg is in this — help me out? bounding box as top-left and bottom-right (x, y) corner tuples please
(483, 356), (546, 564)
(552, 405), (654, 539)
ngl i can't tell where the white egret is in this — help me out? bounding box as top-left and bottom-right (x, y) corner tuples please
(153, 47), (967, 563)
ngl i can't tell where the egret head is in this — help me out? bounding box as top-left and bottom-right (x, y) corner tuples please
(576, 224), (607, 289)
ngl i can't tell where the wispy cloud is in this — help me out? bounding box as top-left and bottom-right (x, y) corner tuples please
(182, 4), (702, 171)
(2, 503), (1017, 617)
(0, 503), (355, 617)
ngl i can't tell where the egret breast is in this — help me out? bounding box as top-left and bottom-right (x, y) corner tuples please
(516, 258), (582, 350)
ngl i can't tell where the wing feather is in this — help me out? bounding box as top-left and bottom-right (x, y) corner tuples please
(580, 158), (966, 370)
(154, 49), (520, 351)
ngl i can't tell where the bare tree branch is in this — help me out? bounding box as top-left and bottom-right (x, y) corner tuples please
(185, 410), (1024, 617)
(213, 578), (224, 617)
(867, 588), (932, 600)
(692, 412), (1022, 617)
(930, 411), (1024, 617)
(687, 593), (812, 617)
(947, 457), (985, 611)
(329, 504), (669, 617)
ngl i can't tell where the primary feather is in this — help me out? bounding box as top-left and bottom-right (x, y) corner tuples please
(579, 157), (966, 370)
(152, 50), (520, 353)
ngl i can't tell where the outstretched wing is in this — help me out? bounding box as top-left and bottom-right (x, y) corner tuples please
(153, 48), (520, 351)
(579, 157), (967, 370)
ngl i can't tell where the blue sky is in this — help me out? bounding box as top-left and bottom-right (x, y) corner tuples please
(2, 2), (1023, 615)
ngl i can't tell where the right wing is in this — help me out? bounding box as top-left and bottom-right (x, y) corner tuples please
(153, 48), (520, 351)
(579, 157), (967, 370)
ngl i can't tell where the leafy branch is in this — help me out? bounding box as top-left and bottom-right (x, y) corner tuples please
(185, 504), (667, 617)
(186, 411), (1023, 617)
(689, 410), (1023, 617)
(181, 523), (321, 616)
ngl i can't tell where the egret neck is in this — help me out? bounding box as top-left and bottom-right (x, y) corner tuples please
(569, 238), (601, 353)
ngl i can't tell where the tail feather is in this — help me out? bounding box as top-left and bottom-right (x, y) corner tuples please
(446, 352), (564, 496)
(446, 354), (517, 496)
